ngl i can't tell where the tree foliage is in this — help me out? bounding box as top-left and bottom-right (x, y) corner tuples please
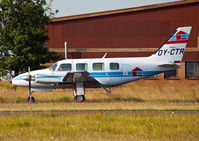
(0, 0), (58, 76)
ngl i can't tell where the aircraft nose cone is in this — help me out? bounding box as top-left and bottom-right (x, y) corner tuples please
(11, 74), (30, 87)
(11, 76), (19, 86)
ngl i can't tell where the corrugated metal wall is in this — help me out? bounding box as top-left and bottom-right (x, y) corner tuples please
(46, 3), (199, 60)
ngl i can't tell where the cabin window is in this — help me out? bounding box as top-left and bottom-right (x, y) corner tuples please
(93, 63), (104, 71)
(110, 63), (119, 70)
(59, 64), (72, 71)
(76, 63), (88, 71)
(48, 63), (57, 71)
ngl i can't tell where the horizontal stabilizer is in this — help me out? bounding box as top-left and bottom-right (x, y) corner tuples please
(158, 63), (179, 68)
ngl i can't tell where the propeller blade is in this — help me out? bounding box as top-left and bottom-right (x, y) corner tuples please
(28, 67), (30, 74)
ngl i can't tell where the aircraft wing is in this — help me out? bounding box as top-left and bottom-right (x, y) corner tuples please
(62, 71), (102, 88)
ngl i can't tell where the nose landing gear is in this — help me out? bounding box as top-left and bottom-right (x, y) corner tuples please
(27, 68), (35, 103)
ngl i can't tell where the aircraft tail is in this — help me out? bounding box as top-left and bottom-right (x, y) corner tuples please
(151, 26), (192, 67)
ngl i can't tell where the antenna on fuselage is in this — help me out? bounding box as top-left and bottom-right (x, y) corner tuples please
(64, 42), (68, 59)
(102, 52), (108, 59)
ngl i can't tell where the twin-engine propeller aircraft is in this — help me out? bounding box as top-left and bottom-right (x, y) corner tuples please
(12, 26), (192, 102)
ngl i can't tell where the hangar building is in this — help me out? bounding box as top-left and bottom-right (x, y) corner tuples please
(46, 0), (199, 79)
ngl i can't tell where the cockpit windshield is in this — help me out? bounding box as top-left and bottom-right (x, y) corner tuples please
(48, 63), (57, 71)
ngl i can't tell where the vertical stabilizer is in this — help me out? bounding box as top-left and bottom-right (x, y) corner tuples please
(151, 26), (192, 66)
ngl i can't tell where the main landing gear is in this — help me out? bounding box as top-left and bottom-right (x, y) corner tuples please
(73, 82), (111, 103)
(27, 95), (35, 102)
(73, 82), (85, 102)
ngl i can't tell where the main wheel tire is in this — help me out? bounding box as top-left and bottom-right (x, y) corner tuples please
(27, 96), (35, 103)
(75, 95), (85, 102)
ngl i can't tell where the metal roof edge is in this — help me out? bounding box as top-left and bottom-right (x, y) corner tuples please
(50, 0), (199, 22)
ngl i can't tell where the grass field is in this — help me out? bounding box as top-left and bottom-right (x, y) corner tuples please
(0, 79), (199, 140)
(0, 112), (199, 141)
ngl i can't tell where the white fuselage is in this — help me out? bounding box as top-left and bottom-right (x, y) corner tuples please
(12, 56), (173, 89)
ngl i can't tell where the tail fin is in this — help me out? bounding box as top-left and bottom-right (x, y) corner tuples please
(151, 26), (192, 67)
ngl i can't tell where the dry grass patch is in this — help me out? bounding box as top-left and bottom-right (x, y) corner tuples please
(0, 79), (199, 103)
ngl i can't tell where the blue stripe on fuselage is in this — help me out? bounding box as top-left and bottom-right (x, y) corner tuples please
(36, 75), (63, 79)
(12, 75), (26, 80)
(90, 71), (164, 78)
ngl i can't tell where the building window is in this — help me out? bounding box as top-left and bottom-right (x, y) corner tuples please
(110, 63), (119, 70)
(185, 61), (199, 78)
(76, 63), (88, 71)
(59, 64), (72, 71)
(164, 69), (177, 78)
(93, 63), (104, 71)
